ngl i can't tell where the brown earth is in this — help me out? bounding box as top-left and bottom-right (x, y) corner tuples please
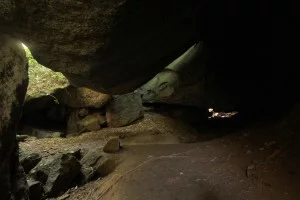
(20, 107), (300, 200)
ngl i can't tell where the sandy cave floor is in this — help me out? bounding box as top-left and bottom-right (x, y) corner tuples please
(19, 110), (300, 200)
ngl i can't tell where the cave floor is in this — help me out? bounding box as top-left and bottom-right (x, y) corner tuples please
(20, 110), (300, 200)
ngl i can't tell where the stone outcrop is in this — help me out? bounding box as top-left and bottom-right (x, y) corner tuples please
(0, 35), (29, 200)
(136, 43), (207, 108)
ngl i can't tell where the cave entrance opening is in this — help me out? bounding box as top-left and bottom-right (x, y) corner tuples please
(19, 43), (69, 138)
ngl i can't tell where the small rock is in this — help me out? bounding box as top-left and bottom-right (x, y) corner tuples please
(28, 179), (44, 200)
(103, 138), (121, 153)
(259, 147), (265, 151)
(20, 152), (42, 174)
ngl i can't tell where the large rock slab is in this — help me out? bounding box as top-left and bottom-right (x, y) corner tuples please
(2, 1), (201, 94)
(54, 86), (112, 108)
(29, 153), (81, 197)
(136, 43), (207, 108)
(106, 93), (144, 127)
(0, 35), (29, 200)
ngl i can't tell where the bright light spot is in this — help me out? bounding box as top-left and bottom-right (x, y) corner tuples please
(21, 43), (28, 50)
(208, 108), (239, 119)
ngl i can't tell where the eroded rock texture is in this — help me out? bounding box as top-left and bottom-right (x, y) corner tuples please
(1, 0), (201, 94)
(0, 35), (29, 200)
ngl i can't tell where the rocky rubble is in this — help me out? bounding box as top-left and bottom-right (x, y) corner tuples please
(20, 139), (120, 199)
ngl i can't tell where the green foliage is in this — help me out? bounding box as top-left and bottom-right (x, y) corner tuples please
(23, 44), (69, 98)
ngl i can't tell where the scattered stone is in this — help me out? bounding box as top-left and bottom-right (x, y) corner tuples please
(19, 152), (42, 174)
(28, 179), (44, 200)
(29, 153), (81, 197)
(106, 92), (144, 127)
(103, 138), (121, 153)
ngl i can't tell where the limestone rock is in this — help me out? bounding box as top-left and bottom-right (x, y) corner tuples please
(19, 152), (42, 174)
(29, 153), (81, 197)
(67, 112), (104, 135)
(55, 86), (112, 108)
(106, 93), (144, 127)
(28, 179), (44, 200)
(136, 43), (206, 108)
(103, 138), (121, 153)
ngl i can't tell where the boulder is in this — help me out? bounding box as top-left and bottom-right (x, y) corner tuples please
(29, 153), (81, 197)
(28, 179), (44, 200)
(67, 112), (105, 135)
(80, 149), (103, 168)
(80, 149), (116, 178)
(54, 86), (112, 108)
(106, 93), (144, 127)
(78, 167), (95, 185)
(103, 138), (121, 153)
(0, 35), (29, 200)
(94, 156), (116, 177)
(19, 152), (42, 174)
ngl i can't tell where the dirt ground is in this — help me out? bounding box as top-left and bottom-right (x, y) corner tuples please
(20, 106), (300, 200)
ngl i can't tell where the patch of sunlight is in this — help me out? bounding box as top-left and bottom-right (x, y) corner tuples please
(22, 43), (69, 98)
(208, 108), (239, 119)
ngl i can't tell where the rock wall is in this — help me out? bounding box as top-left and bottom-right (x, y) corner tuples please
(0, 35), (29, 200)
(1, 0), (201, 94)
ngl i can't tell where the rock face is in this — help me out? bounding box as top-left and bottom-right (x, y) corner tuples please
(1, 0), (201, 94)
(0, 35), (29, 200)
(136, 43), (207, 108)
(106, 93), (144, 127)
(29, 153), (81, 197)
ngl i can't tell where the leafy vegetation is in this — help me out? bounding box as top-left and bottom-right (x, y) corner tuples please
(22, 44), (69, 98)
